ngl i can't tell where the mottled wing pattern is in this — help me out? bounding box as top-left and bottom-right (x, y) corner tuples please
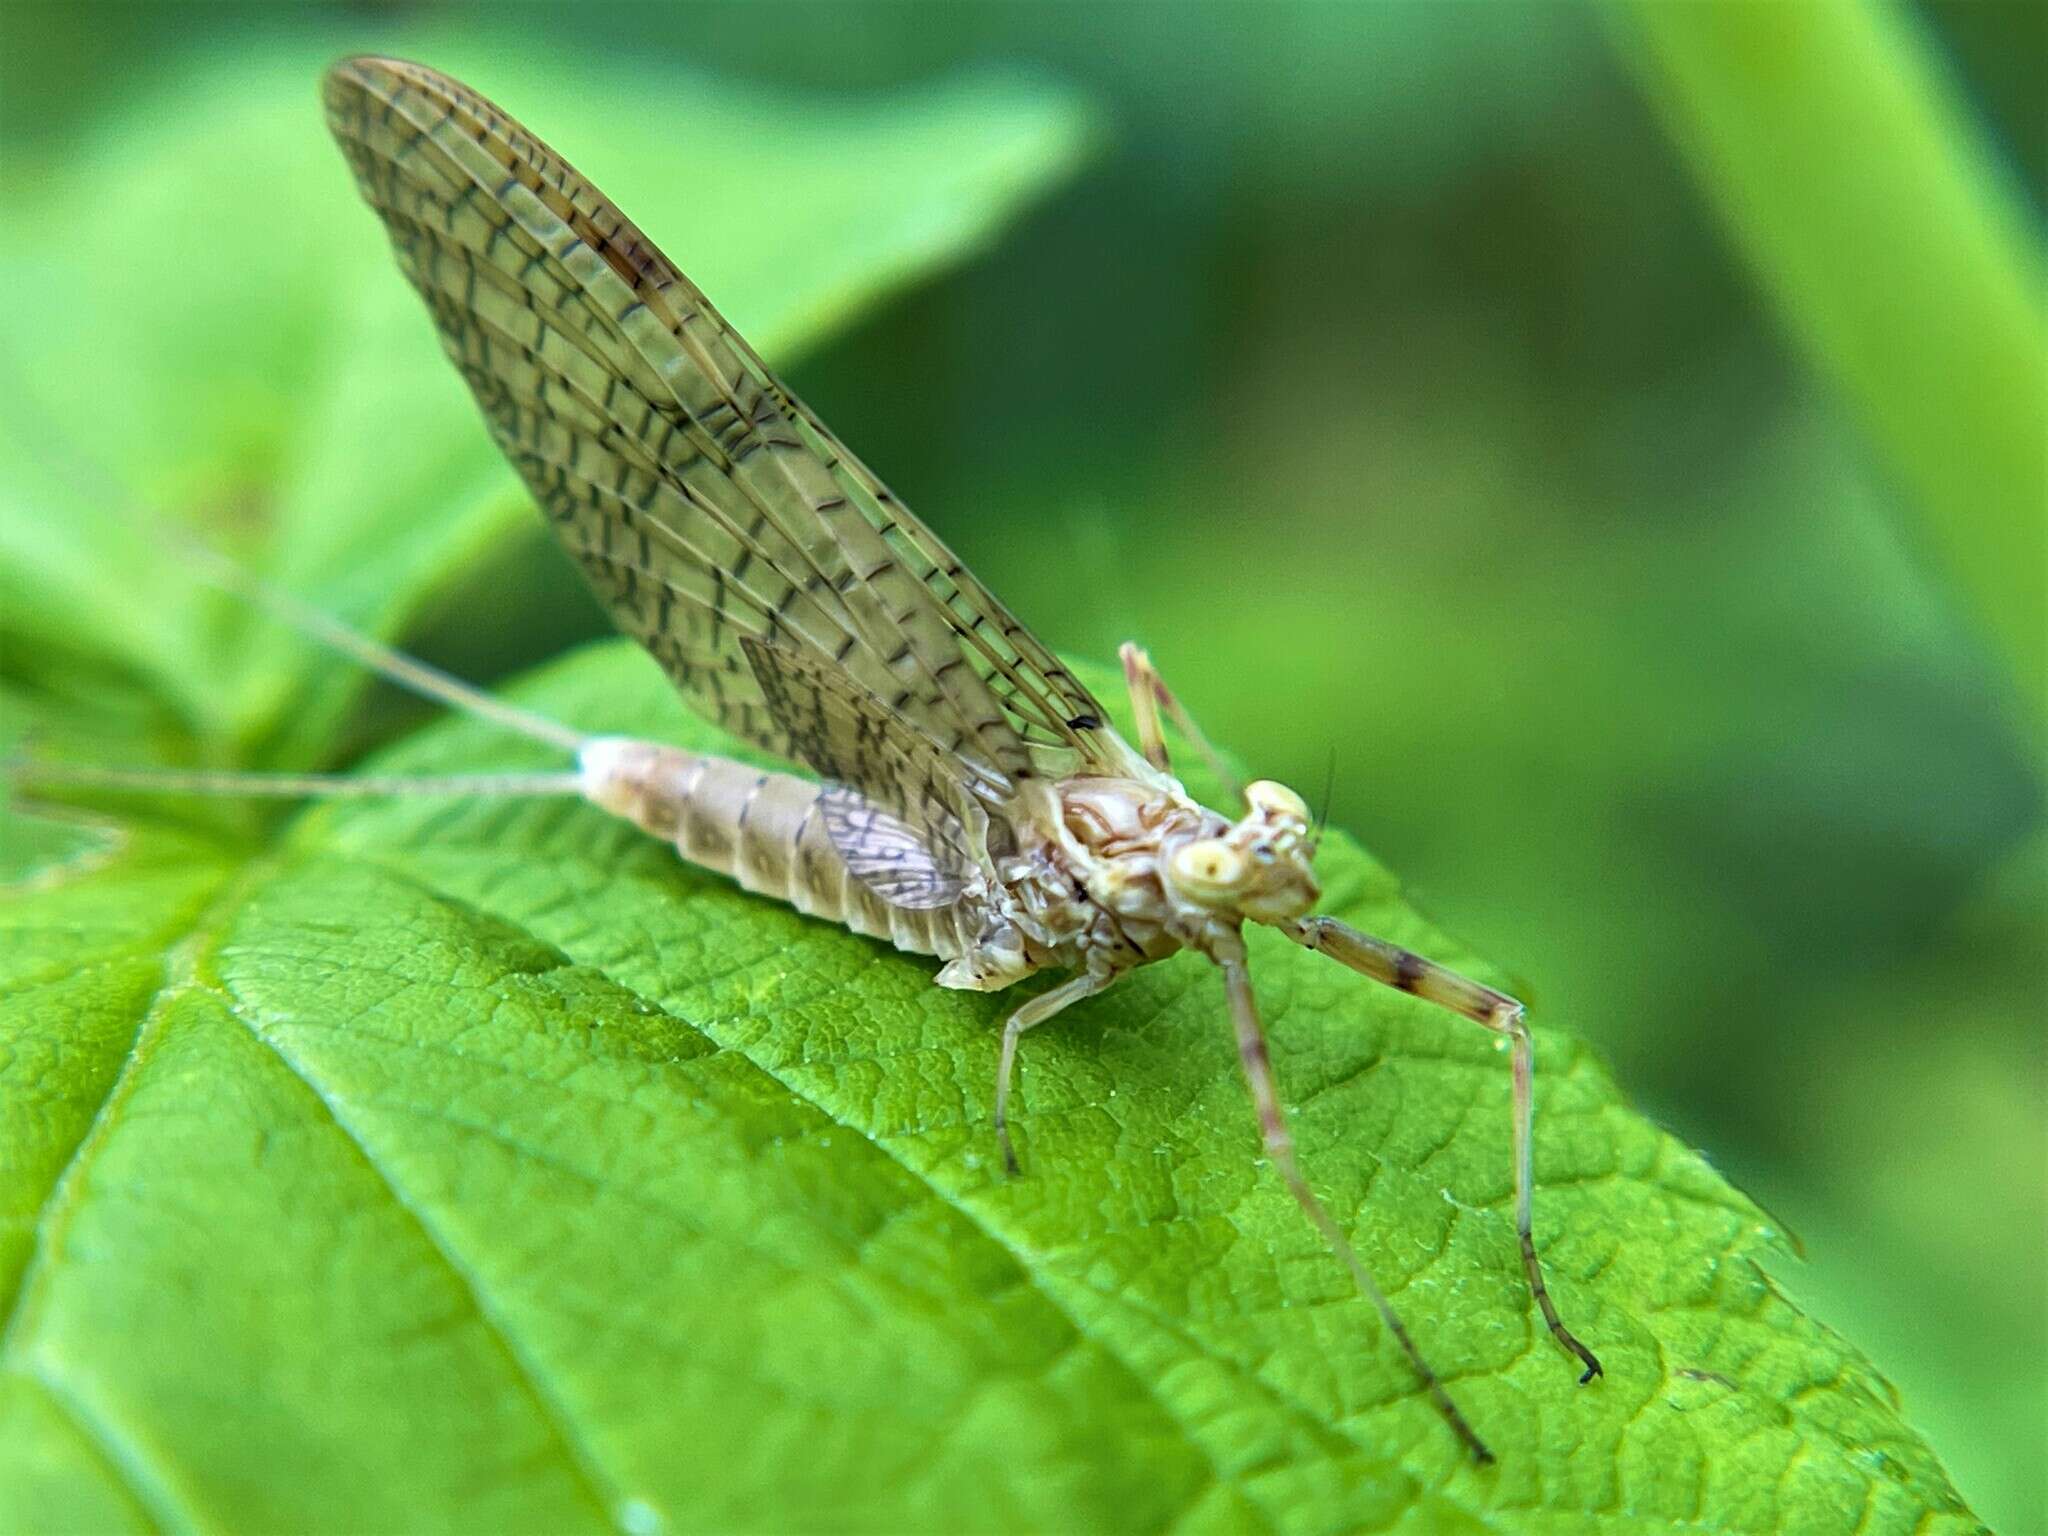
(321, 56), (1121, 791)
(742, 638), (998, 908)
(678, 260), (1117, 775)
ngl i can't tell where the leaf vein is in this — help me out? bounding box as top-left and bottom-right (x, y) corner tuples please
(0, 853), (262, 1530)
(208, 984), (628, 1535)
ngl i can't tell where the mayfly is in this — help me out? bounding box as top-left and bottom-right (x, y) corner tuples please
(26, 57), (1602, 1462)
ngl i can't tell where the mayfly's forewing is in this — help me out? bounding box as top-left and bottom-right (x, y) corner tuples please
(321, 56), (1124, 788)
(676, 269), (1124, 778)
(741, 637), (1016, 909)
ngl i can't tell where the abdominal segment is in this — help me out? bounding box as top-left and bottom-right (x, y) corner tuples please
(576, 736), (986, 962)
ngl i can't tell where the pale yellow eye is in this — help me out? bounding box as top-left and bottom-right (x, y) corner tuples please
(1245, 780), (1308, 822)
(1170, 839), (1246, 899)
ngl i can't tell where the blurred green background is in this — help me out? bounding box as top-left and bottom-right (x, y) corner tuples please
(4, 1), (2041, 1526)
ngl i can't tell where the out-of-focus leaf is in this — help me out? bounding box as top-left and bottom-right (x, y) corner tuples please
(1606, 0), (2048, 744)
(1742, 831), (2047, 1531)
(0, 41), (1095, 767)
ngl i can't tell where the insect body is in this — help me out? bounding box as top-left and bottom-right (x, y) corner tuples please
(577, 721), (1321, 1164)
(25, 56), (1601, 1464)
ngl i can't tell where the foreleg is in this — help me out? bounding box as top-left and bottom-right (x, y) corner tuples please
(1284, 915), (1603, 1383)
(1118, 642), (1242, 802)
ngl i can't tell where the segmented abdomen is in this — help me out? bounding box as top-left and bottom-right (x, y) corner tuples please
(577, 737), (974, 960)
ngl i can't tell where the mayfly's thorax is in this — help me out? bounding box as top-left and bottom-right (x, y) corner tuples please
(967, 775), (1235, 984)
(1064, 774), (1239, 947)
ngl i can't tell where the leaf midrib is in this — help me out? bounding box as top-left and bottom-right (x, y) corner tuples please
(0, 845), (254, 1532)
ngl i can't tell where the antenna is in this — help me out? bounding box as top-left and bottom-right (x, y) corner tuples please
(1308, 746), (1337, 858)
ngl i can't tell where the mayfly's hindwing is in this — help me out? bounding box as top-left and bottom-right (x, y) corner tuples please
(741, 637), (1008, 910)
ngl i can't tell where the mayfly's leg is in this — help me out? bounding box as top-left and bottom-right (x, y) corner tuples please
(1218, 944), (1492, 1463)
(1284, 915), (1603, 1383)
(1118, 643), (1243, 802)
(993, 971), (1112, 1176)
(1119, 643), (1171, 773)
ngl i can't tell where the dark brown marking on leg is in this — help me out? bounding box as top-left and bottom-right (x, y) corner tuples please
(1393, 947), (1426, 993)
(1281, 914), (1604, 1387)
(1523, 1228), (1602, 1382)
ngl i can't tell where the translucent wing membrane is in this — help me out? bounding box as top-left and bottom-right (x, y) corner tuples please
(742, 638), (994, 909)
(819, 788), (969, 911)
(321, 56), (1119, 795)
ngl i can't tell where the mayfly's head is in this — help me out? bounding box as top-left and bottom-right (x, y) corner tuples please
(1164, 780), (1320, 924)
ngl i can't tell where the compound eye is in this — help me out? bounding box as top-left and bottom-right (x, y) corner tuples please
(1169, 839), (1246, 899)
(1245, 780), (1308, 822)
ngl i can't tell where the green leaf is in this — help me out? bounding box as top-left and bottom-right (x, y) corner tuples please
(0, 41), (1986, 1536)
(2, 645), (1990, 1532)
